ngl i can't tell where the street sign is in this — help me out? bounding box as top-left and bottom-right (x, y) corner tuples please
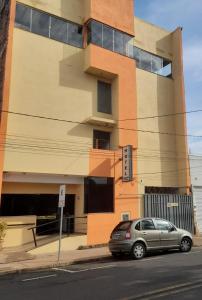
(122, 145), (133, 182)
(58, 185), (66, 208)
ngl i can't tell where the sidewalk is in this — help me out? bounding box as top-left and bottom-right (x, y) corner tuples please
(0, 246), (110, 275)
(0, 236), (202, 276)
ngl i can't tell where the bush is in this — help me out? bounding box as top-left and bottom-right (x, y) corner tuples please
(0, 221), (7, 242)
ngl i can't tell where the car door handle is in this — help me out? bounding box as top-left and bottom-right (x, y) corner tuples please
(142, 232), (147, 235)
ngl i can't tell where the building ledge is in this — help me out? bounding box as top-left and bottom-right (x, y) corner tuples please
(85, 116), (116, 127)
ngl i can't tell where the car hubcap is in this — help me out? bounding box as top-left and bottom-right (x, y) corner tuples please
(134, 245), (144, 258)
(181, 239), (190, 251)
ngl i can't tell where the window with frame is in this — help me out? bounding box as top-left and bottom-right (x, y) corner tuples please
(155, 220), (174, 231)
(141, 219), (155, 230)
(93, 130), (110, 150)
(97, 81), (112, 114)
(84, 177), (114, 213)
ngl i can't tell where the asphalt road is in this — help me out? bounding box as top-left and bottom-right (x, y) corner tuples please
(1, 248), (202, 300)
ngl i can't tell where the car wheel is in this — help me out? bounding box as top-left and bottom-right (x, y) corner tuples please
(131, 242), (146, 260)
(180, 237), (192, 252)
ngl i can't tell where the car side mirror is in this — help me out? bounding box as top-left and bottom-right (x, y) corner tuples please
(168, 227), (175, 232)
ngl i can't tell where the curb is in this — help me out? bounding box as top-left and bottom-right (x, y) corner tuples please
(0, 254), (111, 277)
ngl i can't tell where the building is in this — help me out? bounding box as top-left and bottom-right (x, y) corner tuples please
(190, 155), (202, 234)
(0, 0), (190, 248)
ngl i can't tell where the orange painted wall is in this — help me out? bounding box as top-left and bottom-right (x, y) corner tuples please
(84, 0), (135, 36)
(0, 0), (16, 203)
(85, 45), (138, 245)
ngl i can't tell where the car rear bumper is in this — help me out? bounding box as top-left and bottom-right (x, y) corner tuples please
(109, 240), (133, 253)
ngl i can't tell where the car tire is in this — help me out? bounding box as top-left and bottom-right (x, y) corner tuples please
(131, 242), (146, 260)
(180, 237), (192, 252)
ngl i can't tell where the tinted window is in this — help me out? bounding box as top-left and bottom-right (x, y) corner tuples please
(141, 219), (155, 230)
(114, 221), (132, 231)
(68, 23), (82, 47)
(90, 20), (102, 47)
(15, 3), (31, 31)
(50, 16), (67, 43)
(93, 130), (110, 150)
(84, 177), (114, 213)
(152, 55), (162, 74)
(155, 220), (172, 231)
(140, 51), (152, 72)
(103, 25), (113, 51)
(135, 222), (140, 231)
(31, 10), (50, 37)
(97, 81), (112, 114)
(114, 30), (124, 55)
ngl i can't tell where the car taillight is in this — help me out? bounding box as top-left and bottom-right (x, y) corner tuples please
(125, 230), (131, 240)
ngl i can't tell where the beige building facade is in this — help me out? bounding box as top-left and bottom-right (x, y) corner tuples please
(0, 0), (190, 247)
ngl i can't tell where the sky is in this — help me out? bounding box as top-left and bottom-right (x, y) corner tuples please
(135, 0), (202, 154)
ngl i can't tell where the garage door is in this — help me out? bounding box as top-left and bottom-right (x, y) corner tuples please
(193, 188), (202, 234)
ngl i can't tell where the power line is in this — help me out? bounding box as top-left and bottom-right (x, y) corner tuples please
(1, 109), (202, 138)
(119, 108), (202, 121)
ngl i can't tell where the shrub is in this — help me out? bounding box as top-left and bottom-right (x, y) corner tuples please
(0, 221), (7, 242)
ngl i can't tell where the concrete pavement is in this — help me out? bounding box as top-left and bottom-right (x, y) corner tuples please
(0, 236), (202, 276)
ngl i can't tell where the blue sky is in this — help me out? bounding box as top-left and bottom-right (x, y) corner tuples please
(135, 0), (202, 154)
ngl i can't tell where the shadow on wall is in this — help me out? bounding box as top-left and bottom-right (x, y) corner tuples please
(89, 158), (112, 177)
(156, 34), (180, 188)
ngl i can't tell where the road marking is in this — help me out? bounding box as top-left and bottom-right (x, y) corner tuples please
(120, 279), (202, 300)
(22, 274), (57, 282)
(53, 264), (115, 273)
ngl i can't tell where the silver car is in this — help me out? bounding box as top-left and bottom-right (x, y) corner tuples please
(109, 218), (193, 259)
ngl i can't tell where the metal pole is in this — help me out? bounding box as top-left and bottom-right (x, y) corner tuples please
(57, 206), (63, 262)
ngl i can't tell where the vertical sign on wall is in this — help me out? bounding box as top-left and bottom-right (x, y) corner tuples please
(122, 145), (133, 182)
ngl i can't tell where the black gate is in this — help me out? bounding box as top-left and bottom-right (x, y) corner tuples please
(144, 194), (194, 233)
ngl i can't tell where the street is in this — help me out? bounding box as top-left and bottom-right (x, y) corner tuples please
(1, 248), (202, 299)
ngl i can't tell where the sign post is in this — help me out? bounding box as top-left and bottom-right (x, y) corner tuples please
(57, 185), (66, 262)
(122, 145), (133, 182)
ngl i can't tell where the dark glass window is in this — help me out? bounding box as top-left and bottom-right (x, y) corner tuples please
(152, 55), (162, 74)
(97, 81), (112, 114)
(31, 9), (50, 37)
(68, 23), (83, 47)
(114, 221), (132, 231)
(15, 3), (83, 48)
(141, 219), (155, 230)
(114, 30), (124, 55)
(84, 177), (114, 213)
(135, 222), (140, 231)
(93, 130), (110, 150)
(155, 220), (172, 231)
(15, 3), (31, 31)
(90, 20), (102, 47)
(103, 25), (113, 51)
(140, 50), (152, 72)
(50, 16), (67, 43)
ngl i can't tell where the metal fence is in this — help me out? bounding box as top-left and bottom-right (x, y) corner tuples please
(144, 194), (194, 233)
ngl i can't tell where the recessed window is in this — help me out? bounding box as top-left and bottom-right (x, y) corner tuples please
(84, 177), (114, 213)
(15, 3), (31, 31)
(93, 130), (110, 150)
(103, 25), (113, 51)
(50, 16), (67, 43)
(31, 9), (50, 38)
(97, 81), (112, 114)
(15, 3), (83, 48)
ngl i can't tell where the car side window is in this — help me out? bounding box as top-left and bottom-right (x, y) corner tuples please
(141, 219), (155, 230)
(155, 220), (171, 231)
(135, 222), (140, 231)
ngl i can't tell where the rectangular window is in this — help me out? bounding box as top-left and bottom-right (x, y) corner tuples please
(97, 81), (112, 114)
(103, 25), (113, 51)
(93, 130), (111, 150)
(31, 9), (50, 38)
(15, 3), (31, 31)
(68, 23), (83, 47)
(50, 16), (67, 44)
(84, 177), (114, 213)
(15, 3), (83, 48)
(90, 20), (102, 47)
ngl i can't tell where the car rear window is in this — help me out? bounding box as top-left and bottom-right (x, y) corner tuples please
(114, 221), (132, 231)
